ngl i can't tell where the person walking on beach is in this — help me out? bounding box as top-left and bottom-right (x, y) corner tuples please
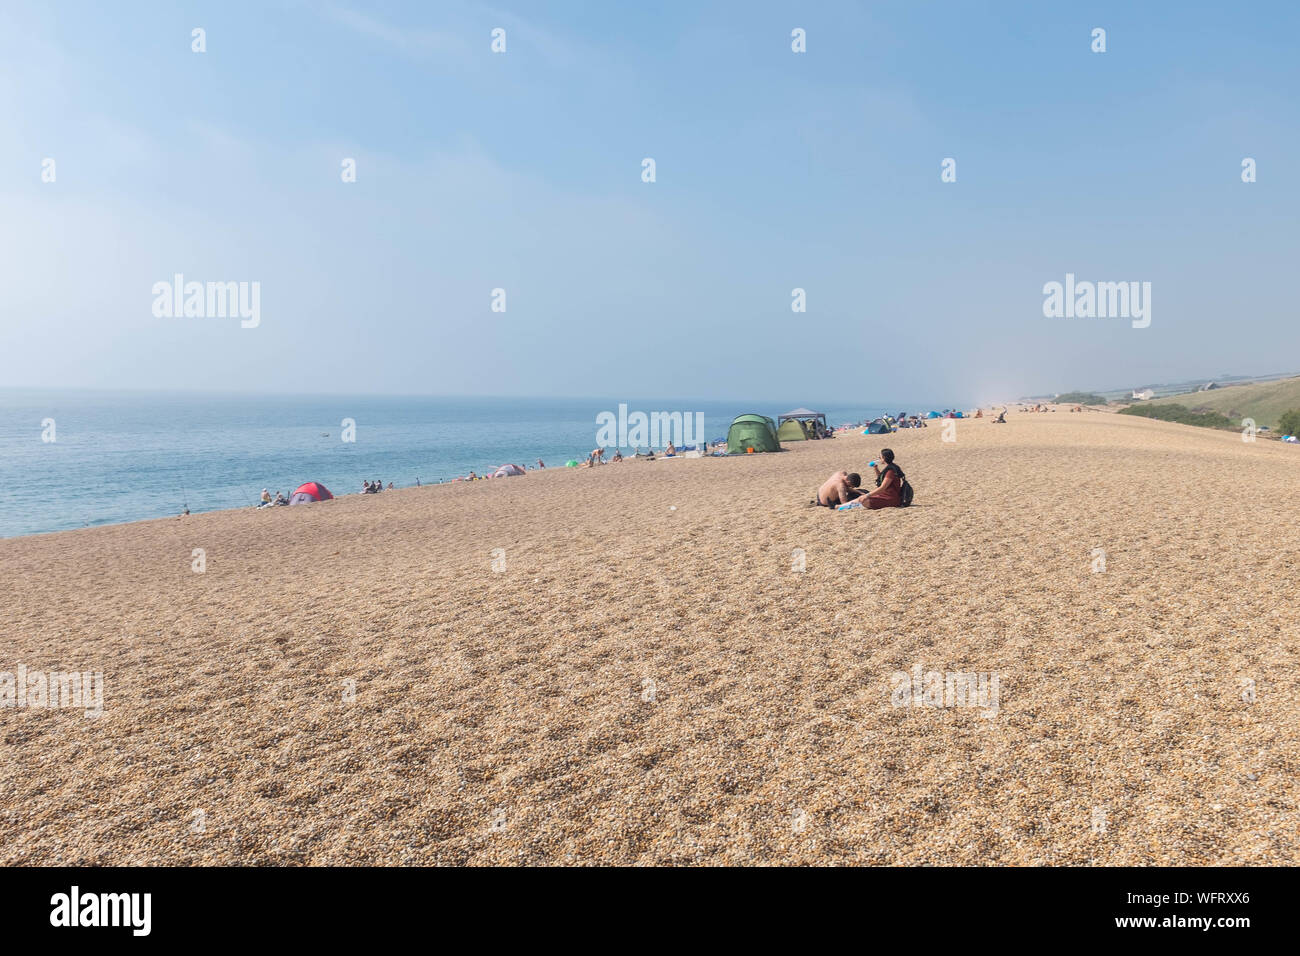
(816, 470), (863, 507)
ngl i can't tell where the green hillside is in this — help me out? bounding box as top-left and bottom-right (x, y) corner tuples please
(1141, 377), (1300, 430)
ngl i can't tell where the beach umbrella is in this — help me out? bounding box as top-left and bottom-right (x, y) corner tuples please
(289, 481), (333, 505)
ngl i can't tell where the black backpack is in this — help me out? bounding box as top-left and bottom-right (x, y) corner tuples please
(899, 476), (914, 507)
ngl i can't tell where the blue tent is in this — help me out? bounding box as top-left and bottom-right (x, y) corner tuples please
(926, 411), (940, 419)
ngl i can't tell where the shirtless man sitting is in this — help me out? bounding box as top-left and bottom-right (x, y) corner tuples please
(816, 470), (863, 508)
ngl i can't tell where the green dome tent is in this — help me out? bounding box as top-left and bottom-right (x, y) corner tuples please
(776, 419), (809, 441)
(775, 407), (827, 442)
(726, 414), (780, 454)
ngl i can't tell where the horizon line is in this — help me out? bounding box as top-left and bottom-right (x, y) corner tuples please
(0, 384), (969, 407)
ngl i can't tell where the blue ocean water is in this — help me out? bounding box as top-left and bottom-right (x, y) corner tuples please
(0, 391), (945, 538)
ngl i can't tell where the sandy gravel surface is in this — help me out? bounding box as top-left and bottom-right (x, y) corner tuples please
(2, 411), (1297, 865)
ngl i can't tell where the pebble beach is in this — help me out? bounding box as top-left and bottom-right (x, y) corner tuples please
(2, 409), (1297, 865)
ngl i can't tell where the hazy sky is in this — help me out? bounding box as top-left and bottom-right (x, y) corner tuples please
(2, 0), (1297, 404)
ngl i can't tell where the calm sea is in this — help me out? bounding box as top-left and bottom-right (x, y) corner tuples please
(0, 391), (947, 538)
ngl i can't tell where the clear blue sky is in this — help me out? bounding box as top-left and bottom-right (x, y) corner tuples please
(2, 0), (1297, 403)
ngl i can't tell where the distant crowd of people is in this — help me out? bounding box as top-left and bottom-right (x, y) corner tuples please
(362, 479), (394, 493)
(584, 441), (697, 466)
(258, 489), (288, 508)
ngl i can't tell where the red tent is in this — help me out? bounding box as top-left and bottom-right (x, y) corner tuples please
(289, 481), (333, 505)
